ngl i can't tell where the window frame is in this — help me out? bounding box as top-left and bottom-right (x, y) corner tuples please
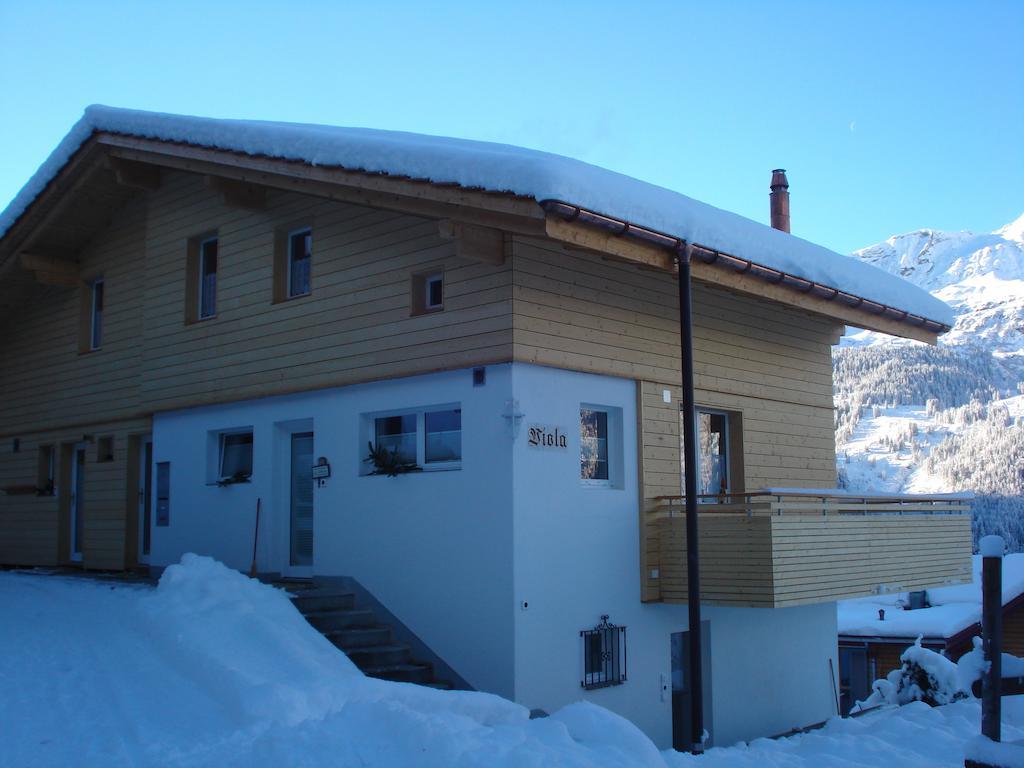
(217, 430), (254, 483)
(198, 235), (218, 320)
(581, 616), (627, 690)
(681, 406), (745, 499)
(286, 227), (313, 299)
(364, 405), (462, 474)
(89, 278), (104, 350)
(424, 272), (444, 311)
(580, 406), (611, 487)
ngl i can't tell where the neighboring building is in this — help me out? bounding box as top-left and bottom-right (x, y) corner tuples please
(838, 553), (1024, 714)
(0, 107), (971, 750)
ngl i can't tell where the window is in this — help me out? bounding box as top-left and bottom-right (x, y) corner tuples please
(366, 407), (462, 473)
(199, 237), (217, 319)
(410, 270), (444, 315)
(374, 415), (417, 465)
(219, 432), (253, 482)
(96, 436), (114, 463)
(36, 445), (55, 495)
(681, 408), (744, 498)
(156, 462), (170, 526)
(288, 228), (312, 298)
(581, 616), (627, 690)
(580, 408), (609, 483)
(90, 279), (104, 350)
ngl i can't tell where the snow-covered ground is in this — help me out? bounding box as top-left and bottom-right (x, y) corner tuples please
(3, 555), (1024, 768)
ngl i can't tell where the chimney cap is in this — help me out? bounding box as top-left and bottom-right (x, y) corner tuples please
(770, 169), (789, 190)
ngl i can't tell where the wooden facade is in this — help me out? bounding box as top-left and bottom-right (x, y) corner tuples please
(0, 136), (955, 586)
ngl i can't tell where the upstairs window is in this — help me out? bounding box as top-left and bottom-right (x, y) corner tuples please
(199, 237), (218, 319)
(410, 270), (444, 315)
(288, 228), (312, 298)
(90, 278), (104, 350)
(681, 407), (745, 498)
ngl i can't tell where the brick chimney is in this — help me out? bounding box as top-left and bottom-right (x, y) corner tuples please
(770, 169), (790, 233)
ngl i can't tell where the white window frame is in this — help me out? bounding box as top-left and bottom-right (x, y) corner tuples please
(424, 273), (444, 310)
(580, 406), (611, 487)
(90, 278), (104, 350)
(365, 405), (462, 474)
(287, 227), (312, 298)
(218, 430), (254, 482)
(198, 236), (218, 320)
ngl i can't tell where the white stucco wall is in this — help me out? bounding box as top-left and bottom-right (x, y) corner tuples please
(151, 365), (516, 698)
(150, 360), (839, 748)
(508, 363), (838, 749)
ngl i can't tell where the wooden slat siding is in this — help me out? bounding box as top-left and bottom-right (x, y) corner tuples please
(1004, 604), (1024, 657)
(656, 513), (972, 608)
(508, 235), (840, 603)
(0, 418), (151, 569)
(135, 172), (513, 413)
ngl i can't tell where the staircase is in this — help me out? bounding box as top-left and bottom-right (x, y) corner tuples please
(285, 582), (451, 689)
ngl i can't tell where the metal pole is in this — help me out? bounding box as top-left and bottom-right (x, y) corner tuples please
(676, 243), (704, 753)
(981, 535), (1004, 742)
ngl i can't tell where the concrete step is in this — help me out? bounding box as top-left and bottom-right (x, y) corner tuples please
(327, 625), (392, 649)
(361, 663), (434, 685)
(305, 608), (376, 632)
(346, 644), (412, 669)
(290, 591), (356, 613)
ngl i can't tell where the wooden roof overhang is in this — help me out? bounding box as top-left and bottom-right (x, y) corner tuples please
(0, 131), (946, 343)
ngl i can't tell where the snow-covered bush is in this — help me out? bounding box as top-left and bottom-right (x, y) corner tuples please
(854, 639), (971, 711)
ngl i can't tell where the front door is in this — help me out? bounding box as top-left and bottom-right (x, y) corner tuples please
(289, 432), (314, 570)
(138, 438), (153, 564)
(70, 443), (87, 562)
(671, 623), (713, 752)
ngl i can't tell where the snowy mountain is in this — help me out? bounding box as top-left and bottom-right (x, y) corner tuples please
(845, 213), (1024, 354)
(835, 214), (1024, 550)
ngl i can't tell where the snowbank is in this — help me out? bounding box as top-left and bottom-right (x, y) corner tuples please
(0, 105), (953, 327)
(838, 554), (1024, 639)
(0, 555), (664, 768)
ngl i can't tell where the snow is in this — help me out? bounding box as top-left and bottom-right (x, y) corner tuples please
(4, 554), (1024, 768)
(0, 555), (661, 768)
(983, 535), (1007, 558)
(0, 105), (952, 327)
(838, 554), (1024, 639)
(665, 699), (1024, 768)
(964, 735), (1024, 768)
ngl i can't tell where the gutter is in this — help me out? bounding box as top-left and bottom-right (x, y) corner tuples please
(539, 200), (951, 335)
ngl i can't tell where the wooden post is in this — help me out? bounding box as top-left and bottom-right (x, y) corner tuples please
(676, 243), (705, 754)
(981, 534), (1004, 743)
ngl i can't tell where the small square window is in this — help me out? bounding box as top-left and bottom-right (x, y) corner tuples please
(425, 408), (461, 463)
(219, 432), (253, 482)
(580, 408), (609, 482)
(425, 273), (443, 310)
(199, 237), (218, 319)
(288, 228), (312, 298)
(374, 415), (417, 465)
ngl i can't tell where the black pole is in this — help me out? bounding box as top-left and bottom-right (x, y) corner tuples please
(981, 536), (1004, 742)
(677, 243), (704, 753)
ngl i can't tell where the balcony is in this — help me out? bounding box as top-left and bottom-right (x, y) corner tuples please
(648, 490), (973, 608)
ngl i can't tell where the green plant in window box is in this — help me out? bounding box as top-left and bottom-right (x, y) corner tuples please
(365, 441), (421, 477)
(216, 471), (252, 487)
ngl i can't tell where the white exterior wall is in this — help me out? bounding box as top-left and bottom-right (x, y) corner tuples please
(150, 360), (838, 748)
(151, 365), (516, 698)
(509, 363), (838, 749)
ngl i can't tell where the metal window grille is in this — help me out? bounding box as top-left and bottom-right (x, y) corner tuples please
(581, 615), (627, 690)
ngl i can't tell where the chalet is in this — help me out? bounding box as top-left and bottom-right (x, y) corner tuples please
(0, 106), (972, 750)
(838, 553), (1024, 714)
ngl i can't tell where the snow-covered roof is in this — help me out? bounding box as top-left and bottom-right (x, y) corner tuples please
(0, 105), (954, 328)
(838, 554), (1024, 640)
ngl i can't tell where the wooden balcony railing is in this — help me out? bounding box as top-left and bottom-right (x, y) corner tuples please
(647, 489), (973, 608)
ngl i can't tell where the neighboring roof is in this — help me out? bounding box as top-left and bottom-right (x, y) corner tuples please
(838, 554), (1024, 640)
(0, 105), (954, 328)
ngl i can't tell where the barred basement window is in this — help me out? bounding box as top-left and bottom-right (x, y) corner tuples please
(581, 615), (627, 690)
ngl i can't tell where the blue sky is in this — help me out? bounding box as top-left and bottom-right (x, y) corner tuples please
(0, 0), (1020, 254)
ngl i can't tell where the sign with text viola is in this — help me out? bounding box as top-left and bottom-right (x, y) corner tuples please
(527, 425), (568, 449)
